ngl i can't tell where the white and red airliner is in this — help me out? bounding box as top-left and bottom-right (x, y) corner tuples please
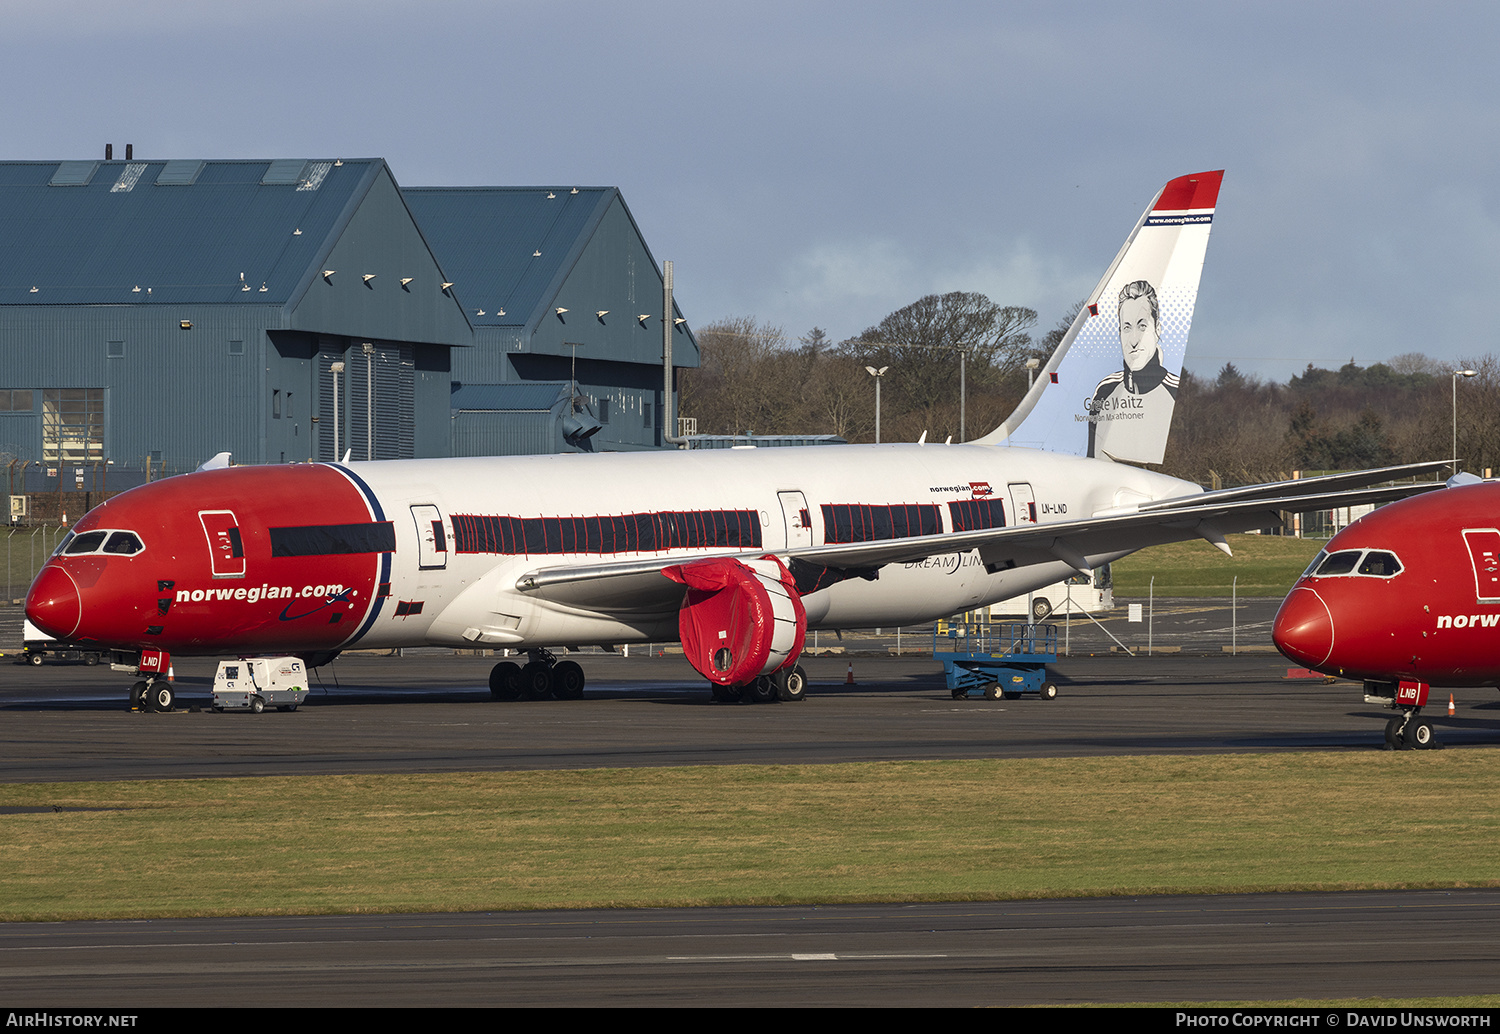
(1273, 475), (1500, 749)
(24, 170), (1444, 711)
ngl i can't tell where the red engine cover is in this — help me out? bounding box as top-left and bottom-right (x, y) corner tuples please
(663, 556), (806, 686)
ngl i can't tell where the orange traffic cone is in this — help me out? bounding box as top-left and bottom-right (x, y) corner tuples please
(845, 663), (855, 685)
(167, 666), (175, 683)
(1449, 694), (1456, 716)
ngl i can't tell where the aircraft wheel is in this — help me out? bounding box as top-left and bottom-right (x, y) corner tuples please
(778, 665), (807, 702)
(149, 681), (175, 713)
(519, 662), (552, 699)
(28, 652), (43, 666)
(551, 661), (586, 700)
(1032, 598), (1053, 620)
(488, 661), (522, 701)
(249, 695), (264, 714)
(1404, 718), (1439, 750)
(983, 682), (1001, 701)
(1039, 682), (1059, 701)
(1384, 717), (1402, 749)
(84, 654), (99, 666)
(130, 681), (149, 711)
(750, 675), (778, 703)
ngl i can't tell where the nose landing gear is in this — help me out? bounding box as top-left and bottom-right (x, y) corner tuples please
(1386, 710), (1441, 751)
(130, 677), (174, 713)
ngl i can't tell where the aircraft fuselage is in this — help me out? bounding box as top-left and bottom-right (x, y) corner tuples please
(1273, 482), (1500, 687)
(26, 443), (1196, 658)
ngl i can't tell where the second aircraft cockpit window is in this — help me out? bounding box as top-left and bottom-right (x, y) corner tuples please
(61, 530), (145, 557)
(1303, 548), (1402, 579)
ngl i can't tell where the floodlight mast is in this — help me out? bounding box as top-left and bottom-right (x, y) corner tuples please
(662, 260), (688, 448)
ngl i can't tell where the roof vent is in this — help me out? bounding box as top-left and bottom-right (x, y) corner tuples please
(50, 161), (99, 186)
(156, 160), (205, 186)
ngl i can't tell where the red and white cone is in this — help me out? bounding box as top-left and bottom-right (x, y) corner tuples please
(1449, 694), (1456, 716)
(845, 663), (855, 685)
(167, 666), (175, 683)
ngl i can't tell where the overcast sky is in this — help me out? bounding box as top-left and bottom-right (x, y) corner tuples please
(6, 0), (1497, 380)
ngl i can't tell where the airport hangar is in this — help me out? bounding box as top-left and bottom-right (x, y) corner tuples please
(0, 156), (698, 512)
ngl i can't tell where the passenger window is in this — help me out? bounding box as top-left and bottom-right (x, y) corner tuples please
(64, 531), (108, 554)
(103, 532), (144, 555)
(1314, 550), (1361, 577)
(1358, 551), (1401, 577)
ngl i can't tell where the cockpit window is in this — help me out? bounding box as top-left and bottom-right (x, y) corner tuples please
(59, 529), (145, 557)
(1357, 551), (1402, 577)
(64, 531), (109, 554)
(1314, 550), (1361, 576)
(103, 532), (144, 555)
(50, 532), (74, 557)
(1308, 547), (1403, 579)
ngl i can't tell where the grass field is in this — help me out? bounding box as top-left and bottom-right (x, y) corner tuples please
(4, 751), (1498, 922)
(1111, 534), (1325, 597)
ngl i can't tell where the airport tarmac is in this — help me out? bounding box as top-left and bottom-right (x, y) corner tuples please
(6, 890), (1500, 1008)
(6, 651), (1497, 784)
(4, 606), (1496, 1007)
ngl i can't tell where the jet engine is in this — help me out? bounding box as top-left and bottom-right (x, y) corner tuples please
(663, 555), (806, 686)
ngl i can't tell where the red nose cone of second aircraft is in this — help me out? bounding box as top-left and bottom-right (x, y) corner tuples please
(1272, 585), (1336, 669)
(26, 564), (82, 641)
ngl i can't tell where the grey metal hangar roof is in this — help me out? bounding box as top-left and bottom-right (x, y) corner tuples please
(0, 157), (474, 471)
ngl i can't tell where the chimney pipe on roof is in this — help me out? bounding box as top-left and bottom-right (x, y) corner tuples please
(126, 144), (132, 160)
(105, 144), (112, 160)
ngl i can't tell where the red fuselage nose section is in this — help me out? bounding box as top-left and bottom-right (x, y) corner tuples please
(1272, 586), (1334, 668)
(25, 564), (82, 640)
(1272, 483), (1500, 686)
(25, 464), (391, 656)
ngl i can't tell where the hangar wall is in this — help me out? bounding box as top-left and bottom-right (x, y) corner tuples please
(0, 157), (698, 498)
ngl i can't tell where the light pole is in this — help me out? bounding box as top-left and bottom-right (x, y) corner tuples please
(363, 343), (375, 461)
(865, 366), (888, 443)
(330, 361), (345, 461)
(1453, 368), (1476, 476)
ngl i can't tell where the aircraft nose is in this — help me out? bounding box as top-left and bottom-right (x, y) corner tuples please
(1273, 585), (1335, 668)
(25, 564), (82, 640)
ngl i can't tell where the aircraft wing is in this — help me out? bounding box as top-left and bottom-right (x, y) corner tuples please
(514, 474), (1445, 609)
(1133, 460), (1453, 513)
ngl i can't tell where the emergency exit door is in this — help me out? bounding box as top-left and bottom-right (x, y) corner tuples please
(778, 491), (813, 548)
(1008, 483), (1038, 525)
(411, 504), (447, 570)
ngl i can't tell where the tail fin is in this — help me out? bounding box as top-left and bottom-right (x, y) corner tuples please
(973, 170), (1223, 463)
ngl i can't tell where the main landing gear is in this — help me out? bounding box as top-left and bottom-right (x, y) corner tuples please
(710, 665), (808, 704)
(1385, 709), (1441, 751)
(488, 650), (586, 701)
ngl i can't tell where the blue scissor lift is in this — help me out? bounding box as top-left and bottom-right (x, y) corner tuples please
(934, 621), (1059, 701)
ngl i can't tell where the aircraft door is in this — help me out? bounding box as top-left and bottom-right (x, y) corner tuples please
(1008, 483), (1038, 525)
(1463, 529), (1500, 602)
(198, 510), (245, 579)
(411, 504), (448, 570)
(777, 491), (813, 549)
